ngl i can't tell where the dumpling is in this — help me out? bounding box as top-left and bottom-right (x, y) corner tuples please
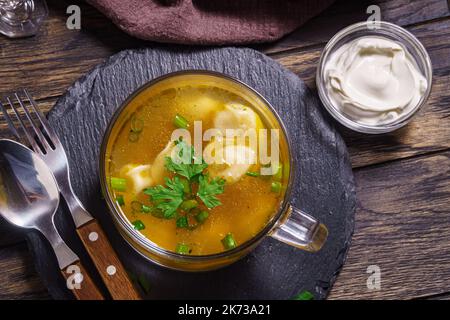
(205, 140), (257, 184)
(206, 102), (262, 183)
(181, 94), (221, 121)
(214, 102), (262, 134)
(120, 164), (153, 195)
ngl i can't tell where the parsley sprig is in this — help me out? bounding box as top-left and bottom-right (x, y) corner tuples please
(165, 156), (207, 181)
(198, 175), (225, 208)
(143, 176), (184, 219)
(143, 139), (225, 221)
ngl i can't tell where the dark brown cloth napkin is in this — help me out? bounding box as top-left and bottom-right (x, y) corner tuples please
(87, 0), (334, 45)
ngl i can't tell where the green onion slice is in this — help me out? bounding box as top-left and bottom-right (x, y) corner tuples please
(174, 113), (189, 129)
(176, 216), (189, 228)
(195, 210), (209, 223)
(293, 290), (314, 300)
(180, 178), (191, 194)
(271, 181), (282, 193)
(246, 171), (260, 177)
(180, 199), (198, 211)
(176, 243), (190, 255)
(111, 177), (127, 192)
(274, 164), (283, 181)
(221, 233), (237, 250)
(132, 220), (145, 231)
(142, 204), (152, 213)
(116, 195), (125, 206)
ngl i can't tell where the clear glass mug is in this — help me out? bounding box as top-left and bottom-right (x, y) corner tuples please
(100, 71), (328, 271)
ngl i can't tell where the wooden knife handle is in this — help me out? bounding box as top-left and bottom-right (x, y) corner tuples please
(61, 260), (105, 300)
(76, 219), (141, 300)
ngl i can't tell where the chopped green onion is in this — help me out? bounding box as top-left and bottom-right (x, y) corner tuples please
(176, 216), (189, 228)
(116, 195), (125, 206)
(131, 201), (143, 212)
(293, 290), (314, 300)
(132, 220), (145, 231)
(221, 233), (237, 250)
(274, 164), (283, 181)
(195, 210), (209, 223)
(246, 171), (260, 177)
(128, 131), (140, 142)
(131, 115), (144, 133)
(180, 199), (198, 211)
(271, 181), (282, 193)
(176, 243), (190, 255)
(142, 204), (152, 213)
(111, 177), (127, 192)
(180, 178), (191, 194)
(174, 113), (189, 129)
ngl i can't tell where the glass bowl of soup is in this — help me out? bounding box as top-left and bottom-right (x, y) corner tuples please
(100, 70), (328, 271)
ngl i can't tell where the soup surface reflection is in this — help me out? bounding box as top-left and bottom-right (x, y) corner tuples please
(106, 75), (288, 255)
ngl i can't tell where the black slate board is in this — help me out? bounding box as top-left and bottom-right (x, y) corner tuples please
(26, 47), (356, 300)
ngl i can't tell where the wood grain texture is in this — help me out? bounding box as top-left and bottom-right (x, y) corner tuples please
(61, 260), (105, 300)
(263, 0), (450, 54)
(329, 152), (450, 299)
(77, 220), (141, 300)
(0, 243), (50, 299)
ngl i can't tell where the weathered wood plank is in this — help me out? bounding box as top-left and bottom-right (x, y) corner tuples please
(0, 0), (144, 101)
(329, 151), (450, 299)
(0, 243), (50, 299)
(263, 0), (450, 54)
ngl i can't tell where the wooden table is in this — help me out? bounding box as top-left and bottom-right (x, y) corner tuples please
(0, 0), (449, 300)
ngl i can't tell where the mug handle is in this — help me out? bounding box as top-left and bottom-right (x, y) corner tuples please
(270, 205), (328, 252)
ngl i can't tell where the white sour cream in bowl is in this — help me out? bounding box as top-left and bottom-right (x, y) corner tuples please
(317, 22), (432, 134)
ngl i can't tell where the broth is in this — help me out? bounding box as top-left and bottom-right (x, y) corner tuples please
(106, 74), (289, 255)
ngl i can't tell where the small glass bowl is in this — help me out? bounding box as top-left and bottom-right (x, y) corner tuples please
(316, 21), (433, 134)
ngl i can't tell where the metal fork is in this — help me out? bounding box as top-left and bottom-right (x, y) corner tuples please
(1, 90), (93, 227)
(0, 89), (141, 300)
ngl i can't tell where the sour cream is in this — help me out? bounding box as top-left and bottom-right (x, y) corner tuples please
(324, 37), (428, 125)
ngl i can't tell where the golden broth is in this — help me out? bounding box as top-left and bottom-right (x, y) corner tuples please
(105, 74), (289, 255)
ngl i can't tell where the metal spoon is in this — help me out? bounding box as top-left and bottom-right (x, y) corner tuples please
(0, 139), (103, 299)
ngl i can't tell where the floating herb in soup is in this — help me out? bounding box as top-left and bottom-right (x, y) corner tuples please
(106, 75), (289, 255)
